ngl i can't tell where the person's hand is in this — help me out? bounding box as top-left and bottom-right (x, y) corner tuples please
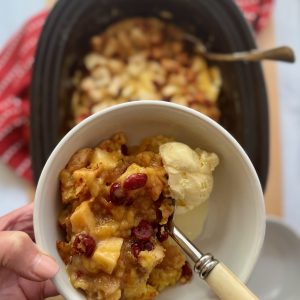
(0, 203), (59, 299)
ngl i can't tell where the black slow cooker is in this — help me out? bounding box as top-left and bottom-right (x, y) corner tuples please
(30, 0), (269, 188)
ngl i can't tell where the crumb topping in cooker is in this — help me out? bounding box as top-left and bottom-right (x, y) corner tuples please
(70, 18), (222, 127)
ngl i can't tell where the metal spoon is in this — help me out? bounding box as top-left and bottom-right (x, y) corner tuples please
(184, 34), (295, 63)
(167, 204), (258, 300)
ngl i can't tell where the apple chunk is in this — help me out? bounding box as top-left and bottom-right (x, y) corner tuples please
(92, 237), (123, 274)
(70, 201), (96, 233)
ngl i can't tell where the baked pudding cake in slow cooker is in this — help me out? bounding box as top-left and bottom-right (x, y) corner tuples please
(70, 18), (222, 128)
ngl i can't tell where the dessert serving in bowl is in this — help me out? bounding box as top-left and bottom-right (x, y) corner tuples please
(33, 101), (265, 300)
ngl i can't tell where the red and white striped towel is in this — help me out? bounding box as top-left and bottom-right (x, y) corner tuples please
(0, 1), (273, 182)
(0, 11), (48, 181)
(236, 0), (274, 32)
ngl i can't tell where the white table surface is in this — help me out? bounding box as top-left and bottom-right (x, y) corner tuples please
(274, 0), (300, 234)
(0, 0), (300, 235)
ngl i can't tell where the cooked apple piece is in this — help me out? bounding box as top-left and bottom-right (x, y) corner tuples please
(93, 221), (119, 239)
(73, 168), (102, 197)
(90, 148), (121, 170)
(70, 201), (96, 233)
(138, 245), (165, 271)
(92, 237), (123, 274)
(106, 289), (121, 300)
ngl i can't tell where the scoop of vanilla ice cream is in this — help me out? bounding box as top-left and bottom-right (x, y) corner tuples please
(159, 142), (219, 214)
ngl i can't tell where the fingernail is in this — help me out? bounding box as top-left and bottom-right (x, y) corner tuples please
(33, 254), (60, 279)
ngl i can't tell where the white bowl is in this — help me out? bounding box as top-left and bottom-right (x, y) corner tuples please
(34, 100), (265, 300)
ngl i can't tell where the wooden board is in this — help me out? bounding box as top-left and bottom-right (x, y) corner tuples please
(257, 19), (283, 216)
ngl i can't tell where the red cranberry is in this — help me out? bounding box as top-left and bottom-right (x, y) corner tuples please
(143, 241), (154, 251)
(131, 242), (141, 258)
(132, 220), (153, 241)
(109, 182), (128, 205)
(123, 173), (148, 190)
(72, 233), (96, 258)
(181, 261), (193, 280)
(156, 225), (169, 242)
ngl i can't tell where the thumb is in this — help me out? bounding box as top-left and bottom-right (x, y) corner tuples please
(0, 231), (59, 281)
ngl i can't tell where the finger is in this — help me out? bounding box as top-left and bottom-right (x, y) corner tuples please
(44, 279), (59, 298)
(18, 278), (58, 299)
(0, 203), (34, 233)
(0, 231), (59, 281)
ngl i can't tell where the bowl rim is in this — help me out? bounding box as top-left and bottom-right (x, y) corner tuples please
(34, 100), (266, 298)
